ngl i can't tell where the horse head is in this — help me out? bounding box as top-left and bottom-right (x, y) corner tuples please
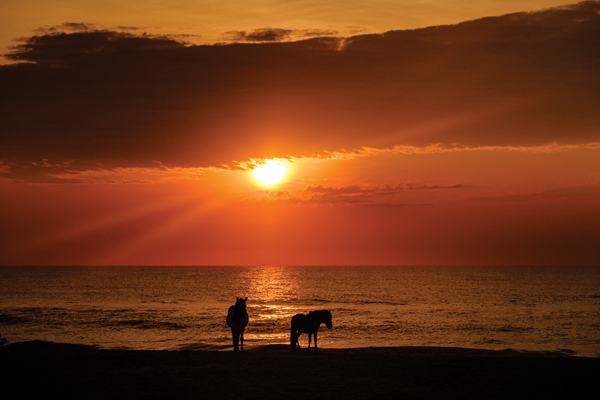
(236, 297), (248, 311)
(324, 310), (333, 329)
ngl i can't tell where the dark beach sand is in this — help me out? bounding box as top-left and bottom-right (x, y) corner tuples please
(2, 341), (598, 399)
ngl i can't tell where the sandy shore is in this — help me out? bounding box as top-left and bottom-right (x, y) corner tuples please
(2, 341), (598, 399)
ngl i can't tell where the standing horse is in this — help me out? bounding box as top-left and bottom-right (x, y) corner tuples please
(290, 310), (332, 351)
(226, 297), (249, 351)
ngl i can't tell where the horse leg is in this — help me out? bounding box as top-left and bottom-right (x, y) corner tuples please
(291, 329), (300, 351)
(307, 333), (312, 352)
(290, 328), (295, 350)
(231, 328), (239, 352)
(314, 332), (318, 351)
(240, 330), (244, 352)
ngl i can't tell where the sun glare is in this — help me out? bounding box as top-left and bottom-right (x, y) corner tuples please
(251, 159), (289, 188)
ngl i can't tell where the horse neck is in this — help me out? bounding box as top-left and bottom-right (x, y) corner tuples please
(313, 311), (328, 323)
(233, 304), (245, 321)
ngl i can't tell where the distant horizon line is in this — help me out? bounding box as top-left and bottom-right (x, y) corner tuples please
(2, 264), (598, 268)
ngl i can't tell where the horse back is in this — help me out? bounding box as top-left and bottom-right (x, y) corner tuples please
(291, 313), (305, 327)
(291, 313), (319, 333)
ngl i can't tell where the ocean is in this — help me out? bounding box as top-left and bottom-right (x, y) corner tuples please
(1, 266), (599, 356)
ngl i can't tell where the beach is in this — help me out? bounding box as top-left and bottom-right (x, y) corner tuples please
(2, 341), (598, 399)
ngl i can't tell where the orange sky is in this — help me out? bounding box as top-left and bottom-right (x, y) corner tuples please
(1, 1), (599, 266)
(0, 1), (572, 57)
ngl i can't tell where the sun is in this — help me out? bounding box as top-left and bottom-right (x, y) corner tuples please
(250, 159), (290, 188)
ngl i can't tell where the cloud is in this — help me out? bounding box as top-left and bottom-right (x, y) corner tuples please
(48, 165), (210, 185)
(116, 26), (146, 32)
(34, 22), (99, 34)
(365, 142), (600, 156)
(6, 29), (187, 65)
(223, 28), (339, 42)
(0, 161), (11, 174)
(223, 28), (294, 42)
(1, 1), (600, 182)
(269, 182), (475, 206)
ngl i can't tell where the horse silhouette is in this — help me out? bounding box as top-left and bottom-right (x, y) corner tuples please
(290, 310), (332, 351)
(226, 297), (249, 351)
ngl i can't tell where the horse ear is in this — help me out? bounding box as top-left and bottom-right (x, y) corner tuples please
(244, 297), (248, 302)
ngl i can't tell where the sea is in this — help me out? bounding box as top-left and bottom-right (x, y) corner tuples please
(1, 266), (599, 356)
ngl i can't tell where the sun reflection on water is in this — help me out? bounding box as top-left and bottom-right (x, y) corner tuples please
(246, 266), (300, 304)
(241, 267), (307, 344)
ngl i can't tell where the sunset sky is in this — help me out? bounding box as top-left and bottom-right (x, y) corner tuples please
(1, 1), (599, 266)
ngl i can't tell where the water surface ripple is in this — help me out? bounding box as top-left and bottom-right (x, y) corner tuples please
(1, 266), (598, 356)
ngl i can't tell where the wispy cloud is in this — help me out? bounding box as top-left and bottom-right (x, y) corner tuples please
(286, 142), (600, 164)
(262, 182), (475, 206)
(223, 28), (293, 42)
(223, 28), (340, 42)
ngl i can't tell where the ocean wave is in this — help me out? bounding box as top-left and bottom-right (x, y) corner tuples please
(14, 307), (47, 314)
(496, 325), (531, 333)
(0, 314), (28, 325)
(479, 338), (503, 345)
(107, 320), (188, 330)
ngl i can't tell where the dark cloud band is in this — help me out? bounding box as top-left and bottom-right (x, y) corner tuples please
(1, 1), (599, 182)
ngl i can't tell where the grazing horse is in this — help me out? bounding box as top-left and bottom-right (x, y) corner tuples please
(290, 310), (332, 351)
(226, 297), (249, 351)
